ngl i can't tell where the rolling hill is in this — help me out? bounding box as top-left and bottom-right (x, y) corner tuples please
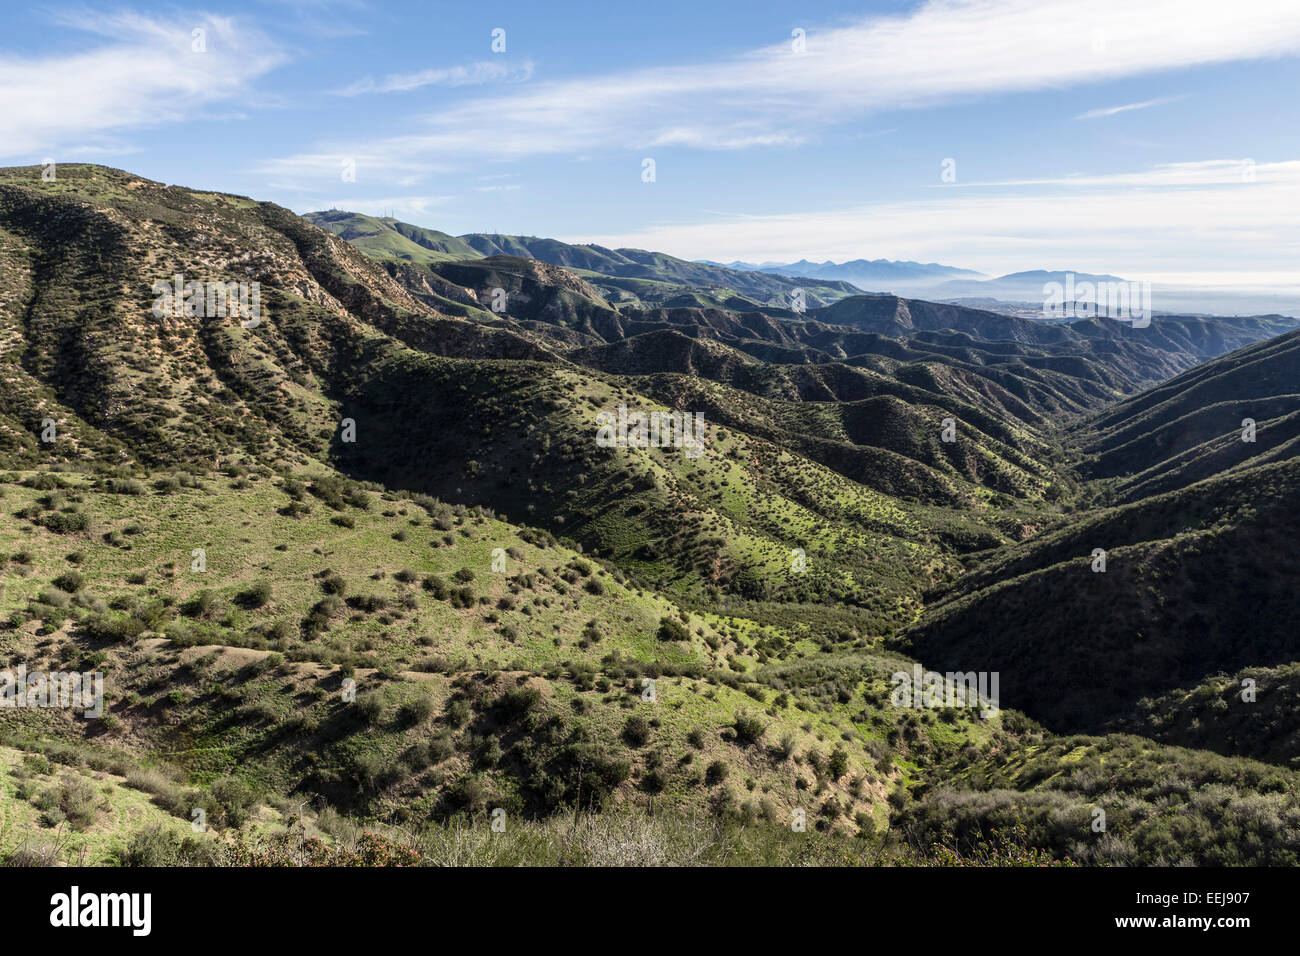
(304, 212), (863, 309)
(906, 335), (1300, 737)
(4, 164), (1300, 867)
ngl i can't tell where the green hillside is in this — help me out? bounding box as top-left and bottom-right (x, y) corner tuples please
(2, 164), (1299, 868)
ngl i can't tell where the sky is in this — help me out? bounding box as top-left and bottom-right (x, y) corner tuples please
(2, 0), (1298, 289)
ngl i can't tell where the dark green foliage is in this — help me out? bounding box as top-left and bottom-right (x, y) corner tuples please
(657, 616), (689, 643)
(622, 715), (651, 747)
(732, 712), (767, 745)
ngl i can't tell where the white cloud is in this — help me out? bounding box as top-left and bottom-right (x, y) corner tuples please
(1076, 95), (1188, 119)
(562, 159), (1300, 279)
(256, 0), (1300, 182)
(945, 158), (1296, 188)
(334, 60), (534, 96)
(0, 12), (284, 159)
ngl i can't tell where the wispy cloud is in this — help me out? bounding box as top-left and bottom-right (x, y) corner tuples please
(257, 0), (1300, 183)
(944, 158), (1294, 188)
(334, 60), (534, 96)
(0, 12), (284, 159)
(1077, 95), (1188, 119)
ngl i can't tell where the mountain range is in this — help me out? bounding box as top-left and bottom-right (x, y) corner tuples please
(704, 258), (986, 292)
(2, 164), (1300, 867)
(305, 210), (862, 311)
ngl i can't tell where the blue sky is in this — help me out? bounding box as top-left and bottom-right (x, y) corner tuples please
(2, 0), (1298, 288)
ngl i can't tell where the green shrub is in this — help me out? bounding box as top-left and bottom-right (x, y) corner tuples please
(496, 686), (541, 720)
(623, 715), (652, 747)
(120, 826), (213, 866)
(354, 691), (387, 724)
(398, 694), (436, 726)
(657, 617), (689, 642)
(237, 582), (273, 608)
(43, 511), (89, 534)
(733, 712), (767, 745)
(82, 612), (146, 643)
(53, 571), (85, 592)
(104, 478), (147, 495)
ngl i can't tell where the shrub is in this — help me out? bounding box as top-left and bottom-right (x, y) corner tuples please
(497, 686), (541, 719)
(120, 826), (213, 866)
(557, 744), (631, 810)
(52, 777), (100, 830)
(350, 594), (388, 613)
(104, 478), (146, 495)
(445, 698), (472, 728)
(828, 747), (850, 780)
(733, 712), (767, 745)
(43, 511), (89, 534)
(353, 691), (387, 725)
(237, 582), (273, 609)
(398, 694), (436, 726)
(38, 587), (71, 609)
(642, 768), (667, 794)
(182, 590), (219, 619)
(52, 571), (85, 592)
(476, 739), (503, 768)
(657, 617), (689, 642)
(81, 612), (146, 643)
(427, 734), (456, 764)
(623, 715), (652, 747)
(446, 776), (489, 814)
(779, 734), (798, 761)
(207, 776), (256, 828)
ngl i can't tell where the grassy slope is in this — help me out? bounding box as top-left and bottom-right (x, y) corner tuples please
(2, 467), (1000, 849)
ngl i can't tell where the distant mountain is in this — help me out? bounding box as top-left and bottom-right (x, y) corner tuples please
(810, 294), (1295, 360)
(305, 213), (861, 309)
(931, 269), (1126, 301)
(930, 270), (1300, 318)
(704, 257), (986, 295)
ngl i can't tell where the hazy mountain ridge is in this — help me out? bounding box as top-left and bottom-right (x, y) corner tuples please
(708, 257), (987, 292)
